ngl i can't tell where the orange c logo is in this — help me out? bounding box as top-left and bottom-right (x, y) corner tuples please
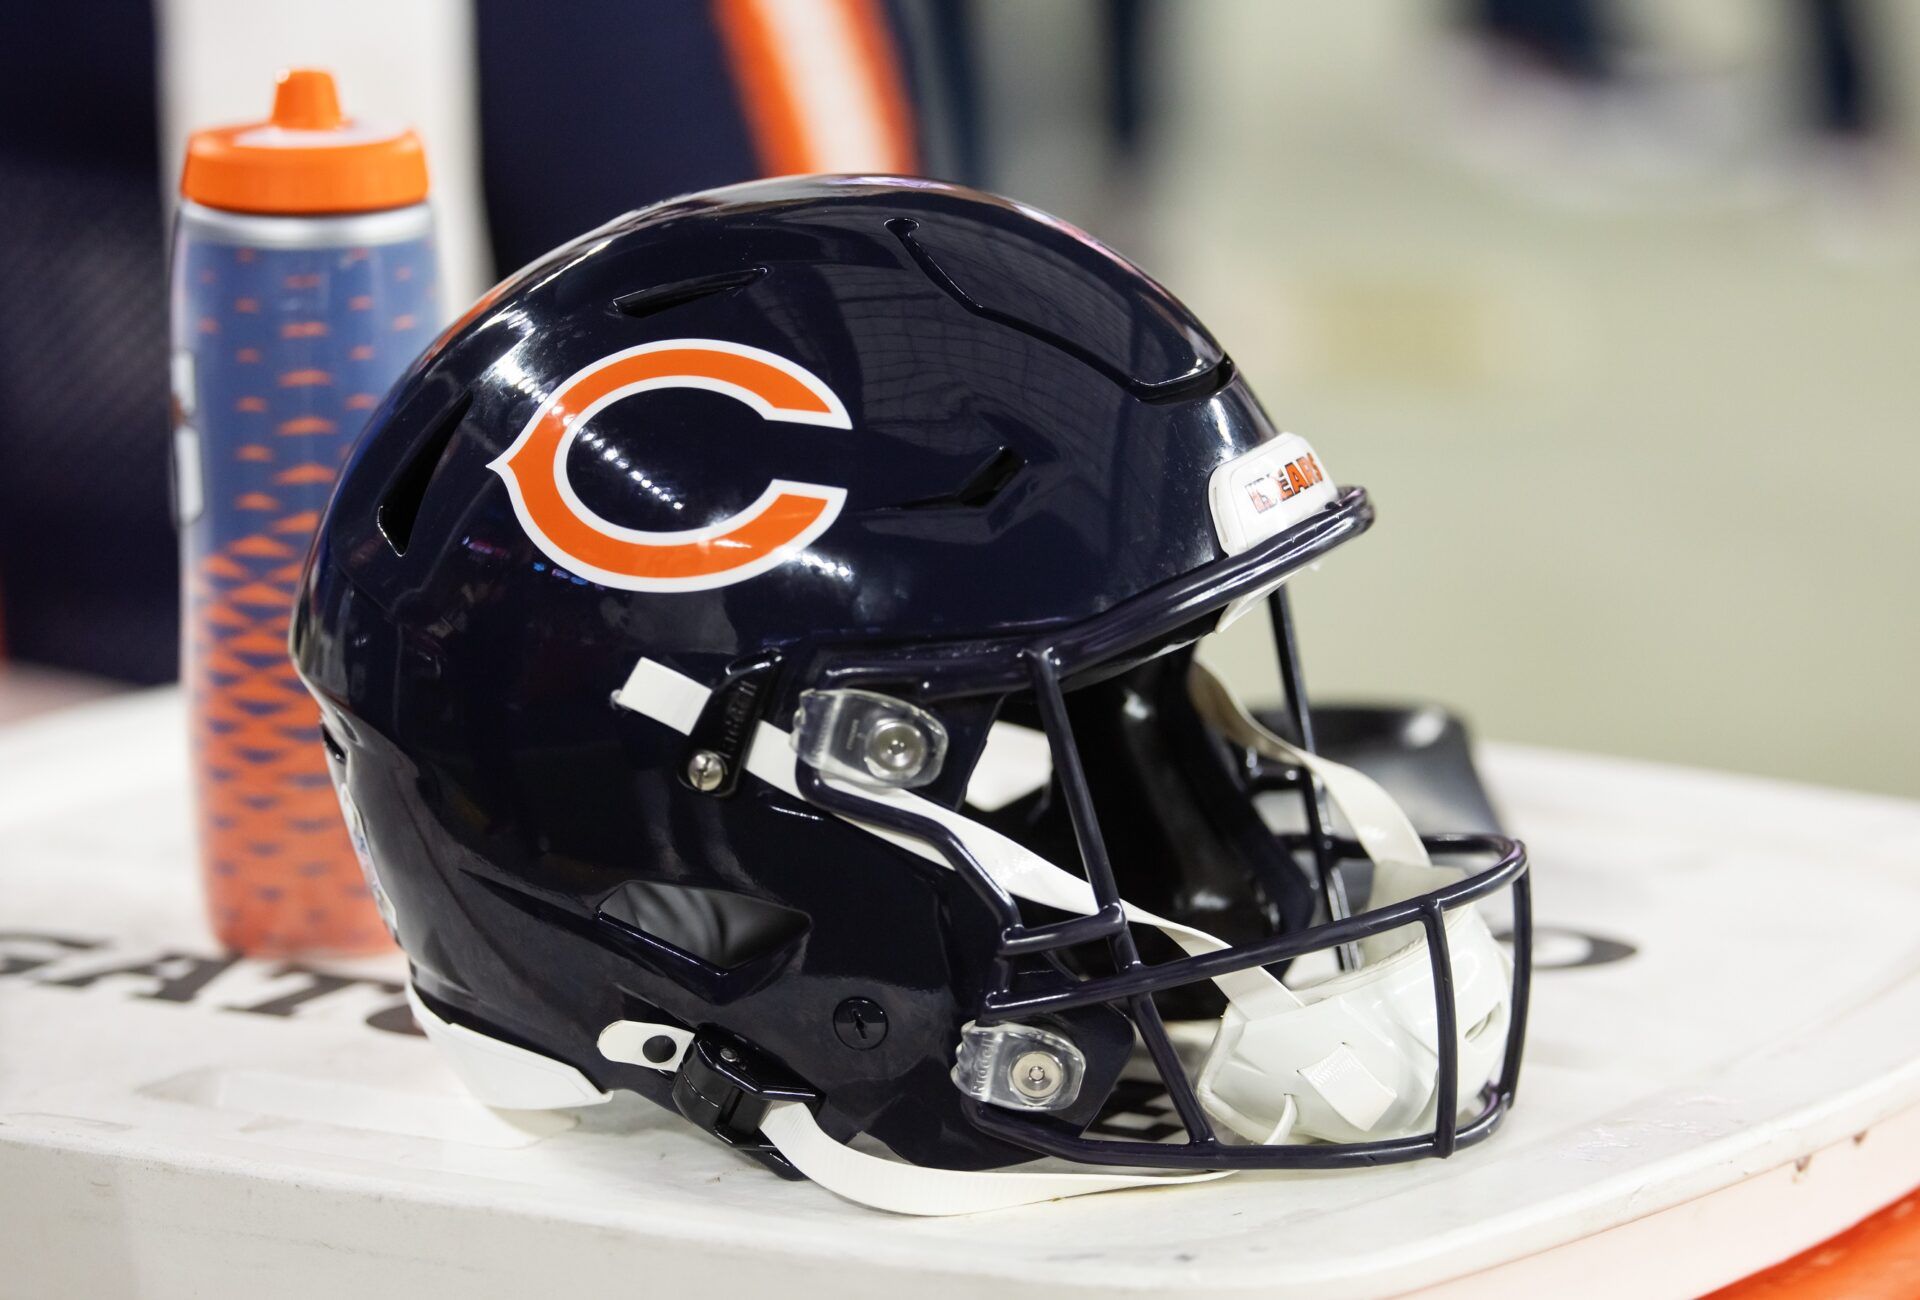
(488, 339), (850, 591)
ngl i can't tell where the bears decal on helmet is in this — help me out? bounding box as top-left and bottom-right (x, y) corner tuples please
(488, 338), (850, 591)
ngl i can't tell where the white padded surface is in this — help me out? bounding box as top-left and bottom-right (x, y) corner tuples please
(2, 689), (1919, 1296)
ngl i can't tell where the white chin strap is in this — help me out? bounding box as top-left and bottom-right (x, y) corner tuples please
(755, 1103), (1228, 1214)
(413, 658), (1510, 1215)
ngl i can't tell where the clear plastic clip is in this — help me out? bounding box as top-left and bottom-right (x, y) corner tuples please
(952, 1021), (1086, 1112)
(792, 689), (949, 790)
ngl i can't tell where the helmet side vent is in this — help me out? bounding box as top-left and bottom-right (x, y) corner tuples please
(611, 267), (768, 320)
(869, 445), (1025, 514)
(949, 445), (1025, 507)
(377, 388), (471, 556)
(596, 880), (809, 974)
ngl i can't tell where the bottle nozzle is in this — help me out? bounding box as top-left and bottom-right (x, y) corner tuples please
(271, 69), (344, 132)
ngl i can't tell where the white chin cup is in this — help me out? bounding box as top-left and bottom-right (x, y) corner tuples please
(1194, 899), (1511, 1144)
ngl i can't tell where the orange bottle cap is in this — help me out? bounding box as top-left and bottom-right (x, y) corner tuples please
(180, 69), (429, 215)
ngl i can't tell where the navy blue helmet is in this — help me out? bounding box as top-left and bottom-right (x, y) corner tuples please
(293, 177), (1530, 1213)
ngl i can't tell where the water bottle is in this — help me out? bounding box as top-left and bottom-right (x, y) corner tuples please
(171, 69), (438, 954)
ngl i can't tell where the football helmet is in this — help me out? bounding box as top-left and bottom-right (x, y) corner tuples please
(293, 176), (1530, 1214)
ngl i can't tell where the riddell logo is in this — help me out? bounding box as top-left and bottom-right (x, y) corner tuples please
(489, 339), (850, 592)
(1244, 452), (1325, 514)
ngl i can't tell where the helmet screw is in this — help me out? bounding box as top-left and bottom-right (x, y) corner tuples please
(862, 717), (929, 783)
(833, 997), (888, 1049)
(686, 749), (726, 792)
(1010, 1050), (1064, 1102)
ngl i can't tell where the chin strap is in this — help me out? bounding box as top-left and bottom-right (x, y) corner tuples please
(416, 985), (1224, 1215)
(1189, 662), (1444, 885)
(595, 1011), (1227, 1213)
(759, 1102), (1229, 1215)
(598, 657), (1495, 1212)
(1188, 662), (1469, 969)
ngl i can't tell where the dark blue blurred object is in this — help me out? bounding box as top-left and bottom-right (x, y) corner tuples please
(0, 1), (176, 682)
(1800, 0), (1882, 138)
(474, 2), (765, 276)
(1467, 0), (1616, 81)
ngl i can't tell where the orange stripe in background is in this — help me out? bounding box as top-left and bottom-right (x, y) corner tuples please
(715, 0), (814, 175)
(1706, 1184), (1920, 1299)
(713, 0), (919, 176)
(837, 0), (918, 171)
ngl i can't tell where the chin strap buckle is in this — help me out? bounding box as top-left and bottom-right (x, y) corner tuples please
(671, 1032), (819, 1179)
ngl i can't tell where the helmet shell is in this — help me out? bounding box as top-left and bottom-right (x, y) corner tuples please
(294, 177), (1287, 1169)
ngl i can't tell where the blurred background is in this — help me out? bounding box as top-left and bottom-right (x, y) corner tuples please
(0, 0), (1914, 795)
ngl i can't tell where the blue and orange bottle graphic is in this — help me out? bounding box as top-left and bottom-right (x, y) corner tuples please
(171, 70), (437, 954)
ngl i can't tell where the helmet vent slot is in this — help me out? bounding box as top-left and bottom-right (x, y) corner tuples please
(377, 389), (471, 556)
(611, 267), (767, 320)
(872, 445), (1025, 513)
(948, 445), (1024, 508)
(596, 879), (808, 973)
